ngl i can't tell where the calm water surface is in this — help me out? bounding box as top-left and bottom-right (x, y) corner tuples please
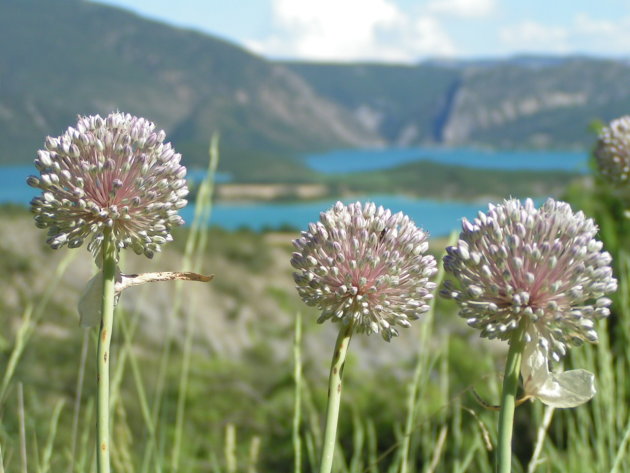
(178, 196), (490, 236)
(1, 165), (488, 236)
(1, 147), (569, 237)
(304, 147), (588, 173)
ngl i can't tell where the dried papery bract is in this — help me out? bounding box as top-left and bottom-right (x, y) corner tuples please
(292, 201), (437, 473)
(441, 198), (617, 473)
(595, 116), (630, 186)
(28, 112), (210, 473)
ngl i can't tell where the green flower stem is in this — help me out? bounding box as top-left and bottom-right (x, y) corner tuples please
(97, 228), (117, 473)
(496, 324), (526, 473)
(319, 323), (354, 473)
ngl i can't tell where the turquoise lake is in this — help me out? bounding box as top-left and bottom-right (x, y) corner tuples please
(1, 147), (586, 236)
(1, 165), (489, 236)
(304, 147), (588, 173)
(177, 196), (495, 237)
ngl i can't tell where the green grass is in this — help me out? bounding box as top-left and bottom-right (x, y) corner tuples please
(0, 165), (629, 472)
(326, 160), (578, 201)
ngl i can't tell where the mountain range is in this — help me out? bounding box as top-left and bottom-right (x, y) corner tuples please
(2, 0), (630, 178)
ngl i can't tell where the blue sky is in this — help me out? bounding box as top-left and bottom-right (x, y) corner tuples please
(92, 0), (630, 63)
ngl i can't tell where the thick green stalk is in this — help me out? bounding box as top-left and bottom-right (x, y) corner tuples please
(496, 325), (526, 473)
(97, 229), (117, 473)
(319, 323), (354, 473)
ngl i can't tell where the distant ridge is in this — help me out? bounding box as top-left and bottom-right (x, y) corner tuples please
(2, 0), (630, 178)
(286, 56), (630, 150)
(421, 54), (601, 69)
(0, 0), (379, 177)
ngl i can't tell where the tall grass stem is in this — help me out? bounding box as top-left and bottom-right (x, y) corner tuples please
(41, 400), (65, 473)
(527, 407), (554, 473)
(0, 440), (5, 473)
(0, 251), (76, 403)
(610, 415), (630, 473)
(247, 436), (261, 473)
(427, 425), (448, 473)
(169, 135), (219, 473)
(17, 382), (27, 473)
(69, 329), (90, 473)
(225, 424), (237, 473)
(399, 233), (454, 473)
(117, 308), (159, 473)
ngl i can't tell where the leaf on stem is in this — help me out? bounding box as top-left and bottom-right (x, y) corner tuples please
(78, 270), (213, 327)
(521, 335), (596, 408)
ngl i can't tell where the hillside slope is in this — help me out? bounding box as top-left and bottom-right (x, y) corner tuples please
(2, 0), (630, 178)
(285, 62), (461, 146)
(441, 58), (630, 148)
(287, 58), (630, 150)
(0, 0), (379, 174)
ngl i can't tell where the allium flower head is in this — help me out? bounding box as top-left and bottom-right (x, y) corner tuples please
(291, 201), (437, 341)
(28, 112), (188, 258)
(442, 198), (617, 361)
(595, 116), (630, 185)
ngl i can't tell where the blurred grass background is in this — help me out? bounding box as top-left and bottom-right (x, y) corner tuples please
(0, 149), (629, 473)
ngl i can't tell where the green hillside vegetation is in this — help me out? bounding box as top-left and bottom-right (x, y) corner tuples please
(440, 59), (630, 148)
(288, 58), (630, 151)
(2, 0), (630, 181)
(327, 160), (579, 200)
(285, 62), (461, 144)
(0, 0), (376, 173)
(188, 160), (577, 205)
(1, 165), (630, 471)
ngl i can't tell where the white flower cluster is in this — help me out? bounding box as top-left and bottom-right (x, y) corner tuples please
(29, 112), (188, 258)
(595, 116), (630, 185)
(442, 198), (617, 362)
(292, 201), (437, 341)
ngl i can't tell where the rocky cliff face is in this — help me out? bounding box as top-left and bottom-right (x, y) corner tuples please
(286, 62), (461, 147)
(439, 59), (630, 148)
(289, 58), (630, 150)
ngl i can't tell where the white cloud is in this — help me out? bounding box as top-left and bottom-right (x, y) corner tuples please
(498, 15), (630, 57)
(427, 0), (496, 18)
(245, 0), (457, 62)
(573, 13), (630, 53)
(410, 17), (458, 56)
(574, 13), (619, 35)
(499, 21), (570, 53)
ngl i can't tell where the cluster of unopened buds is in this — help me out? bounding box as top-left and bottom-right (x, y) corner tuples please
(29, 112), (620, 413)
(28, 112), (212, 323)
(291, 201), (437, 341)
(441, 198), (616, 407)
(293, 198), (617, 408)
